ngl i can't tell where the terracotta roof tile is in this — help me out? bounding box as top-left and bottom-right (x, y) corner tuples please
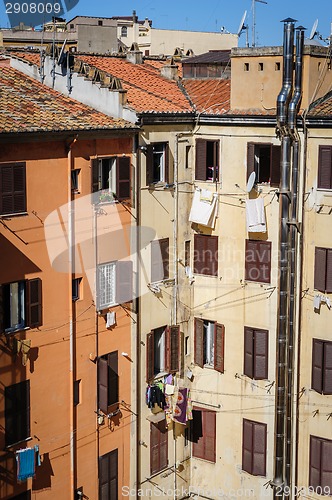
(182, 79), (230, 114)
(0, 66), (136, 134)
(10, 50), (40, 65)
(308, 91), (332, 116)
(77, 55), (191, 113)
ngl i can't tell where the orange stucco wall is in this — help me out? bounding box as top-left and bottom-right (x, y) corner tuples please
(0, 135), (134, 499)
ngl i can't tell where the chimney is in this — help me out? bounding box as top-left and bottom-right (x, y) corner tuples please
(118, 89), (127, 106)
(126, 42), (143, 64)
(132, 10), (138, 24)
(160, 57), (179, 81)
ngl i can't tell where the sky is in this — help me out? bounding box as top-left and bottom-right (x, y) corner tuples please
(1, 0), (331, 47)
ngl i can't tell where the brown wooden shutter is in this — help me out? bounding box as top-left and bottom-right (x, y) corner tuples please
(270, 145), (281, 187)
(245, 240), (259, 282)
(151, 239), (169, 283)
(204, 410), (216, 462)
(115, 260), (133, 304)
(323, 342), (332, 395)
(312, 339), (323, 394)
(5, 380), (30, 447)
(98, 357), (109, 414)
(99, 449), (118, 500)
(150, 420), (168, 474)
(159, 419), (168, 471)
(208, 235), (218, 277)
(169, 325), (180, 372)
(214, 323), (225, 373)
(318, 146), (332, 190)
(252, 421), (267, 476)
(116, 156), (131, 201)
(254, 329), (268, 380)
(242, 419), (253, 474)
(91, 158), (99, 193)
(0, 163), (26, 215)
(0, 285), (3, 333)
(257, 241), (271, 284)
(321, 439), (332, 491)
(146, 331), (154, 382)
(192, 409), (204, 458)
(13, 164), (26, 213)
(326, 249), (332, 294)
(194, 318), (204, 368)
(193, 234), (205, 275)
(27, 278), (42, 328)
(194, 235), (218, 276)
(108, 351), (119, 407)
(247, 143), (255, 181)
(309, 436), (322, 489)
(109, 449), (118, 499)
(146, 145), (154, 185)
(195, 139), (207, 180)
(314, 247), (327, 292)
(244, 327), (254, 379)
(164, 326), (171, 373)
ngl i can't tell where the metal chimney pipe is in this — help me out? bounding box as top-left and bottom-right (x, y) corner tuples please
(273, 18), (295, 498)
(288, 28), (305, 131)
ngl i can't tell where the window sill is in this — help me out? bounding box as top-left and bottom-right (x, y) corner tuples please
(5, 326), (30, 334)
(192, 456), (216, 464)
(0, 211), (28, 219)
(5, 436), (32, 450)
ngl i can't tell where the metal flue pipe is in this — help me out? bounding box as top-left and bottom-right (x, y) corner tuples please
(273, 18), (295, 497)
(288, 28), (305, 132)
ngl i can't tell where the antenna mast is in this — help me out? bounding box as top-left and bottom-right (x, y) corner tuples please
(252, 0), (267, 47)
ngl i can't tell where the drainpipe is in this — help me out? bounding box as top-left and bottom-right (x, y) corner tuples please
(285, 26), (305, 493)
(136, 134), (142, 497)
(273, 19), (295, 497)
(173, 134), (179, 500)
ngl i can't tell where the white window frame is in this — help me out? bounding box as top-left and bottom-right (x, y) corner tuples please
(4, 281), (26, 332)
(152, 144), (166, 183)
(98, 262), (116, 310)
(154, 326), (167, 375)
(203, 320), (215, 367)
(99, 158), (116, 194)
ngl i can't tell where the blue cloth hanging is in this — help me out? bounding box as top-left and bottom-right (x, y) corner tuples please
(16, 447), (35, 482)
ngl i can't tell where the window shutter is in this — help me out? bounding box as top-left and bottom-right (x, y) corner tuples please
(151, 239), (169, 283)
(27, 278), (42, 328)
(116, 156), (131, 201)
(309, 436), (322, 489)
(91, 159), (99, 193)
(312, 339), (323, 394)
(318, 146), (332, 190)
(270, 145), (281, 187)
(208, 235), (218, 277)
(204, 410), (216, 462)
(150, 421), (167, 475)
(109, 450), (118, 499)
(0, 285), (3, 334)
(159, 419), (168, 471)
(99, 454), (109, 499)
(146, 331), (154, 382)
(164, 143), (170, 184)
(242, 419), (253, 474)
(107, 352), (119, 407)
(169, 325), (180, 372)
(323, 342), (332, 395)
(321, 439), (332, 491)
(326, 249), (332, 294)
(5, 380), (30, 447)
(194, 235), (218, 276)
(195, 139), (207, 180)
(164, 326), (171, 373)
(314, 247), (327, 292)
(194, 318), (204, 368)
(254, 329), (268, 380)
(13, 164), (26, 213)
(98, 357), (109, 414)
(0, 163), (26, 215)
(192, 409), (204, 459)
(244, 327), (254, 379)
(245, 240), (259, 282)
(146, 145), (154, 185)
(214, 323), (225, 373)
(115, 260), (133, 304)
(193, 234), (205, 275)
(247, 143), (255, 181)
(252, 422), (267, 476)
(160, 238), (169, 280)
(257, 241), (271, 284)
(0, 165), (13, 215)
(99, 449), (118, 500)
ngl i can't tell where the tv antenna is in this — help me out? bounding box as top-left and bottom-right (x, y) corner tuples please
(252, 0), (267, 47)
(237, 11), (249, 47)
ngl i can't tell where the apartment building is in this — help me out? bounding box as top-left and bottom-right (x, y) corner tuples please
(0, 59), (138, 499)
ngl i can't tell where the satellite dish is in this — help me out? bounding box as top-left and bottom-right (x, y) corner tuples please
(309, 19), (318, 40)
(237, 10), (247, 36)
(246, 171), (256, 192)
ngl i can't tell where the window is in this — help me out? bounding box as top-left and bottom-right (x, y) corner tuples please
(193, 234), (218, 276)
(194, 318), (224, 372)
(185, 145), (191, 169)
(98, 19), (103, 26)
(0, 278), (42, 333)
(309, 436), (332, 494)
(244, 327), (268, 380)
(97, 261), (133, 310)
(244, 63), (250, 71)
(70, 23), (74, 29)
(314, 247), (332, 293)
(247, 143), (281, 186)
(71, 169), (80, 192)
(245, 240), (271, 284)
(258, 62), (264, 71)
(318, 146), (332, 190)
(146, 325), (180, 381)
(98, 351), (118, 414)
(312, 339), (332, 395)
(5, 380), (30, 447)
(151, 238), (169, 283)
(185, 240), (190, 267)
(275, 62), (281, 71)
(195, 139), (219, 181)
(146, 143), (169, 184)
(150, 420), (168, 474)
(74, 379), (81, 406)
(72, 278), (82, 301)
(0, 162), (26, 216)
(99, 449), (118, 500)
(121, 26), (127, 37)
(92, 157), (131, 202)
(192, 408), (216, 462)
(242, 419), (267, 476)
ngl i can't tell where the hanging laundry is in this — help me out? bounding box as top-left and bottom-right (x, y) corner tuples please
(21, 340), (31, 366)
(246, 198), (266, 233)
(106, 312), (116, 328)
(189, 189), (218, 228)
(200, 189), (213, 203)
(165, 384), (175, 395)
(172, 388), (188, 425)
(16, 447), (35, 482)
(146, 384), (166, 410)
(186, 390), (193, 422)
(314, 294), (322, 311)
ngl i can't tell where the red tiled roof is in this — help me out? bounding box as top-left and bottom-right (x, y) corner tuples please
(183, 79), (230, 114)
(308, 91), (332, 116)
(10, 50), (40, 65)
(0, 66), (137, 134)
(77, 55), (191, 113)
